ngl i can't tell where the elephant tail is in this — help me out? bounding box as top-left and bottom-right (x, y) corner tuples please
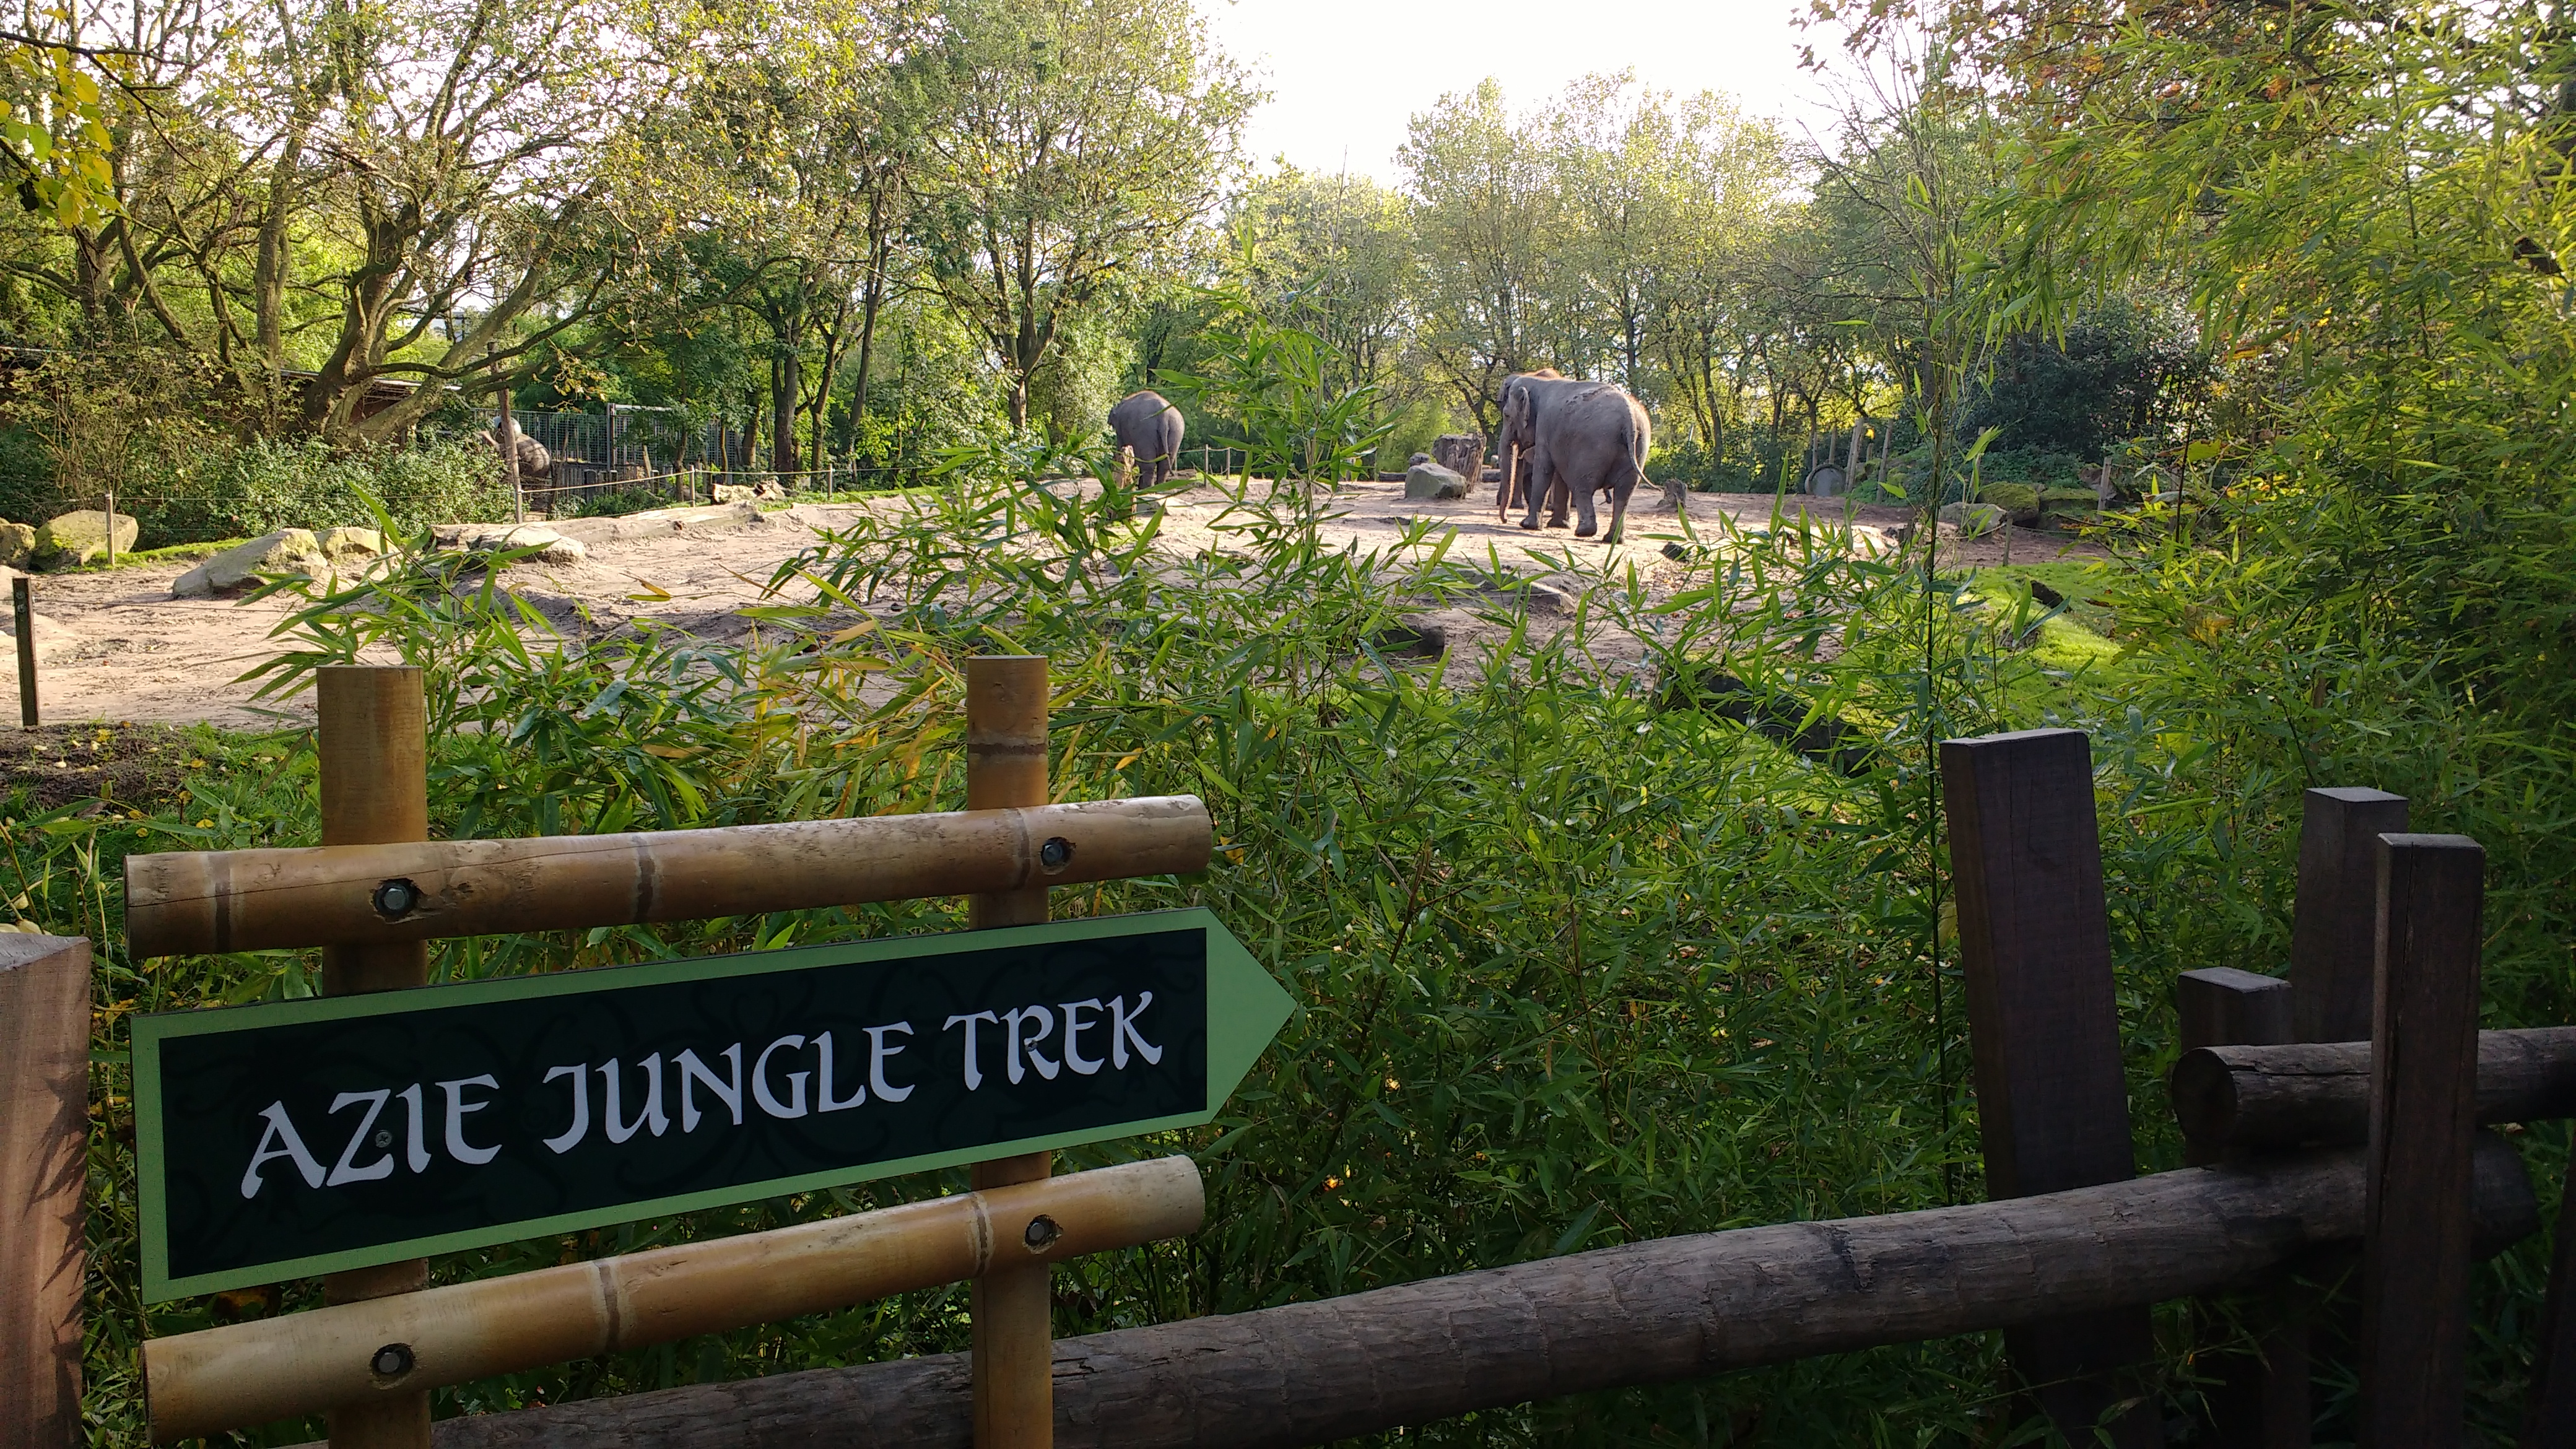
(1623, 398), (1651, 492)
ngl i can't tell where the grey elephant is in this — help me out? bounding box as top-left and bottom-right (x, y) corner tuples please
(1108, 390), (1185, 489)
(1495, 372), (1650, 544)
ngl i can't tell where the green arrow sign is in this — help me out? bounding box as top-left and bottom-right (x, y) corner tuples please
(131, 908), (1290, 1301)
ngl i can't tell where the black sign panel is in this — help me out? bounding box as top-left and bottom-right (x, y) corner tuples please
(132, 909), (1288, 1300)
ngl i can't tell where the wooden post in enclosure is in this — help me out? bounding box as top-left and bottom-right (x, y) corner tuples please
(966, 655), (1054, 1449)
(2292, 788), (2409, 1044)
(2524, 1146), (2576, 1446)
(2356, 833), (2486, 1447)
(14, 573), (35, 727)
(1941, 728), (2160, 1448)
(1, 932), (92, 1448)
(2177, 967), (2307, 1448)
(316, 666), (433, 1449)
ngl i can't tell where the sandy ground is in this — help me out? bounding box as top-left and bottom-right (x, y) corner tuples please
(0, 481), (2105, 731)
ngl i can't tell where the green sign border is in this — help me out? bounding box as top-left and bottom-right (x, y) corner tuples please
(133, 908), (1291, 1302)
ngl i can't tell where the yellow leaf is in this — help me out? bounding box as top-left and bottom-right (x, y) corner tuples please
(640, 744), (695, 759)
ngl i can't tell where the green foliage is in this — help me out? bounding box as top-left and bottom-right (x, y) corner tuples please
(136, 437), (516, 546)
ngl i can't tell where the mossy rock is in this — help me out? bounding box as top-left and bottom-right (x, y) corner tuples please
(2040, 485), (2099, 503)
(1980, 482), (2042, 523)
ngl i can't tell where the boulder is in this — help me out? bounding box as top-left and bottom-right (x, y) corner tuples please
(36, 510), (139, 568)
(317, 526), (384, 560)
(1980, 482), (2042, 524)
(1432, 433), (1484, 479)
(0, 521), (31, 571)
(1655, 478), (1692, 516)
(460, 523), (587, 566)
(1938, 502), (2004, 539)
(1404, 462), (1471, 502)
(171, 528), (325, 599)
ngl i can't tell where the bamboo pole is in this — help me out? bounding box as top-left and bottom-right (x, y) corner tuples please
(315, 666), (432, 1449)
(143, 1157), (1203, 1443)
(964, 656), (1054, 1449)
(122, 795), (1211, 957)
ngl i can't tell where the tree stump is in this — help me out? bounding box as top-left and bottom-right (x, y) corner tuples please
(1433, 434), (1484, 481)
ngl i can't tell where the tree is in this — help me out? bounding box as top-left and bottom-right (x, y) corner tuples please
(903, 0), (1254, 432)
(1400, 79), (1559, 434)
(1223, 167), (1414, 396)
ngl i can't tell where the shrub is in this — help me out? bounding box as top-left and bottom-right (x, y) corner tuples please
(130, 437), (516, 546)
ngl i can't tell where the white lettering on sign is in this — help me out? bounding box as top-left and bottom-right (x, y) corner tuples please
(946, 994), (1162, 1091)
(236, 1001), (1137, 1197)
(241, 1102), (326, 1198)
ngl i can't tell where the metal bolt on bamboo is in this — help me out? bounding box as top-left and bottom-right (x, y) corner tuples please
(965, 656), (1055, 1449)
(141, 1157), (1204, 1444)
(314, 667), (432, 1449)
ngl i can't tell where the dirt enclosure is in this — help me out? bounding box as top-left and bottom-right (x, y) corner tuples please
(0, 480), (2104, 732)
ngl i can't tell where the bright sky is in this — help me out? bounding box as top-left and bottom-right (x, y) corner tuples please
(1198, 0), (1839, 186)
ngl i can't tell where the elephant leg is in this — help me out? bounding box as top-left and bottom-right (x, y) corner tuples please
(1604, 481), (1632, 546)
(1547, 474), (1571, 528)
(1573, 479), (1602, 537)
(1518, 450), (1551, 530)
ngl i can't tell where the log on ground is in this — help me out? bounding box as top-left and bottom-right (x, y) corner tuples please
(2172, 1026), (2576, 1152)
(404, 1142), (2538, 1449)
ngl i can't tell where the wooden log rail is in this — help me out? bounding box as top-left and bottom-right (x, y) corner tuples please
(121, 796), (1212, 957)
(370, 1141), (2540, 1449)
(2172, 1026), (2576, 1152)
(147, 1157), (1203, 1443)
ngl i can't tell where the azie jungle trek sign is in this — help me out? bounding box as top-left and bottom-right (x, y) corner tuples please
(130, 908), (1291, 1299)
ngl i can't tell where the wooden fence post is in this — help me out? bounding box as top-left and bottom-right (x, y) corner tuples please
(965, 656), (1052, 1449)
(316, 666), (432, 1449)
(15, 573), (37, 727)
(1941, 728), (2161, 1448)
(2177, 967), (2307, 1448)
(2523, 1146), (2576, 1447)
(2291, 788), (2409, 1045)
(2356, 833), (2485, 1447)
(1, 932), (92, 1448)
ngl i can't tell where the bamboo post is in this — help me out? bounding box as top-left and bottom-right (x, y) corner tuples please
(965, 656), (1053, 1449)
(1, 932), (92, 1448)
(316, 666), (432, 1449)
(2356, 832), (2486, 1447)
(144, 1157), (1204, 1443)
(14, 573), (35, 727)
(1941, 728), (2160, 1448)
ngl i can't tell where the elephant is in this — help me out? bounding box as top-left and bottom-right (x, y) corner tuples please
(1108, 390), (1185, 489)
(1495, 372), (1650, 544)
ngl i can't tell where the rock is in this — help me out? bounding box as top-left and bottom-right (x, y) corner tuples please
(1656, 478), (1692, 516)
(1404, 462), (1471, 501)
(1432, 433), (1484, 479)
(1408, 452), (1431, 466)
(712, 481), (788, 503)
(1938, 502), (2004, 539)
(1804, 463), (1847, 498)
(460, 523), (587, 566)
(0, 521), (32, 571)
(35, 510), (139, 568)
(1661, 541), (1694, 561)
(2030, 580), (2066, 608)
(1980, 482), (2042, 524)
(1368, 620), (1446, 658)
(171, 528), (326, 599)
(317, 526), (384, 560)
